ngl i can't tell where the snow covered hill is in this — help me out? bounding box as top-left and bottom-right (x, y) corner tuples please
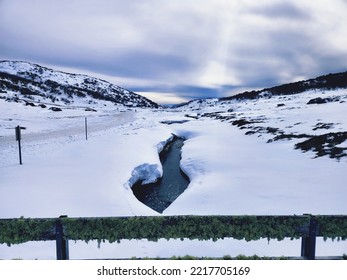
(180, 71), (347, 109)
(180, 72), (347, 161)
(182, 89), (347, 161)
(222, 71), (347, 101)
(0, 60), (159, 110)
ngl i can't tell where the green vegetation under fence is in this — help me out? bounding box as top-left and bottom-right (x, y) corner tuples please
(0, 215), (346, 246)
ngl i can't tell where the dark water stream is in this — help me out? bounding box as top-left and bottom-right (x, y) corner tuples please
(131, 135), (190, 213)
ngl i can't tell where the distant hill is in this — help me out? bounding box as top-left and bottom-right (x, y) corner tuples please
(220, 71), (347, 101)
(176, 70), (347, 109)
(0, 60), (159, 109)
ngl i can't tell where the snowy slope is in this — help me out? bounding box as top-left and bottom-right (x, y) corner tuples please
(0, 68), (346, 259)
(0, 60), (158, 109)
(168, 88), (347, 215)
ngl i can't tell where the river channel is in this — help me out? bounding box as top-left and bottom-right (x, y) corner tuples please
(131, 135), (190, 213)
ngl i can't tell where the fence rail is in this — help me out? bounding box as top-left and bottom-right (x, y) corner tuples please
(1, 215), (346, 260)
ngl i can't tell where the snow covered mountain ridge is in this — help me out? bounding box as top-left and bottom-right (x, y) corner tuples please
(179, 70), (347, 109)
(222, 71), (347, 101)
(0, 60), (159, 110)
(178, 71), (347, 161)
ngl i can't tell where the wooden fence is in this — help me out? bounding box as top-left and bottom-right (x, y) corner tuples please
(1, 215), (346, 260)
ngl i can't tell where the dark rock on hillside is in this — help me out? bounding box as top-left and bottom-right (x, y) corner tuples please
(313, 123), (335, 131)
(295, 132), (347, 159)
(307, 97), (340, 105)
(49, 107), (62, 112)
(232, 118), (263, 127)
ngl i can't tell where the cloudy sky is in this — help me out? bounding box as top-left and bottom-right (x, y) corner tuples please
(1, 0), (347, 104)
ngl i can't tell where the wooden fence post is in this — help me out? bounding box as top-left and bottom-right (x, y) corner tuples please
(301, 216), (318, 260)
(55, 216), (69, 260)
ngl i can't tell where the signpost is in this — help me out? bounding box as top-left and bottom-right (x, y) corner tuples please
(15, 125), (25, 165)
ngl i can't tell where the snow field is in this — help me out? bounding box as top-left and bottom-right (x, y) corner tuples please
(1, 89), (346, 259)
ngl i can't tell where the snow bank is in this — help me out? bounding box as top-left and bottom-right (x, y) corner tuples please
(127, 163), (162, 186)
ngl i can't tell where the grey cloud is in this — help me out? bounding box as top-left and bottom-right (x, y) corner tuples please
(1, 0), (346, 102)
(249, 2), (309, 20)
(130, 85), (219, 100)
(108, 52), (195, 79)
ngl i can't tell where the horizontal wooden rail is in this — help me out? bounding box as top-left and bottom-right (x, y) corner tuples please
(1, 215), (346, 260)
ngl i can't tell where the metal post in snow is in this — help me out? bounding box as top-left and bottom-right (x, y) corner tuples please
(18, 139), (22, 165)
(85, 117), (88, 140)
(15, 125), (23, 165)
